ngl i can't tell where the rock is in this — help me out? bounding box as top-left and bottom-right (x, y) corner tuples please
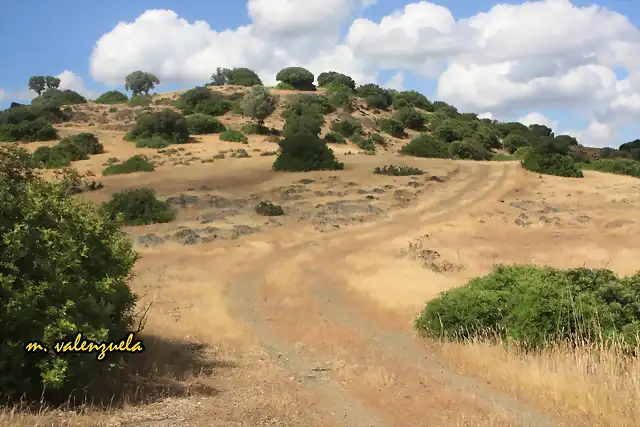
(298, 179), (315, 184)
(428, 175), (443, 182)
(394, 189), (415, 200)
(135, 234), (166, 247)
(407, 181), (423, 188)
(173, 229), (201, 245)
(514, 213), (531, 227)
(604, 219), (634, 229)
(232, 224), (260, 238)
(166, 194), (202, 207)
(198, 209), (241, 224)
(371, 187), (385, 194)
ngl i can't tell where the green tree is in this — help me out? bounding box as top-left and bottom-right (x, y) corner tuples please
(28, 76), (61, 96)
(96, 90), (128, 104)
(400, 134), (448, 158)
(317, 71), (356, 90)
(243, 85), (277, 127)
(394, 107), (425, 130)
(124, 71), (160, 96)
(273, 133), (344, 172)
(276, 67), (315, 91)
(0, 145), (138, 400)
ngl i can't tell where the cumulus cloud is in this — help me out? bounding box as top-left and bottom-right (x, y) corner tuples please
(57, 70), (97, 99)
(84, 0), (640, 146)
(383, 72), (405, 91)
(517, 112), (559, 129)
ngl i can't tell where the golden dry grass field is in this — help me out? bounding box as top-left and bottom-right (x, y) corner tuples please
(3, 87), (640, 427)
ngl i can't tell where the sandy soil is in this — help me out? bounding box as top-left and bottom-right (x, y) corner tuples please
(4, 97), (640, 427)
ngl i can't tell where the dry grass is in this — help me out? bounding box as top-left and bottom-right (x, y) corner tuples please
(433, 337), (640, 426)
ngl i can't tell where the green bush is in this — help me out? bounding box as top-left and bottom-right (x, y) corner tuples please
(583, 158), (640, 178)
(273, 133), (344, 172)
(394, 107), (425, 130)
(330, 118), (363, 138)
(392, 90), (433, 111)
(135, 135), (171, 148)
(243, 85), (278, 126)
(432, 101), (459, 117)
(101, 187), (175, 226)
(63, 133), (104, 156)
(369, 133), (387, 147)
(354, 135), (376, 154)
(275, 67), (315, 91)
(124, 109), (190, 144)
(255, 201), (285, 216)
(175, 87), (231, 116)
(377, 118), (405, 137)
(400, 134), (448, 158)
(513, 146), (532, 160)
(127, 95), (152, 107)
(211, 67), (263, 86)
(282, 113), (323, 139)
(95, 90), (128, 104)
(186, 114), (225, 134)
(219, 129), (248, 143)
(502, 134), (530, 154)
(0, 105), (65, 142)
(324, 131), (346, 144)
(357, 84), (392, 110)
(31, 89), (86, 107)
(317, 72), (356, 90)
(374, 164), (424, 176)
(434, 119), (469, 143)
(474, 126), (501, 150)
(108, 106), (118, 113)
(327, 91), (354, 111)
(33, 133), (103, 168)
(415, 264), (640, 351)
(448, 140), (492, 160)
(522, 150), (583, 178)
(619, 139), (640, 152)
(275, 82), (296, 90)
(0, 145), (138, 400)
(102, 155), (155, 176)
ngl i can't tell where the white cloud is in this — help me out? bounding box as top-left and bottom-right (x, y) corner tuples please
(383, 72), (405, 91)
(0, 87), (36, 103)
(517, 112), (560, 130)
(57, 70), (97, 99)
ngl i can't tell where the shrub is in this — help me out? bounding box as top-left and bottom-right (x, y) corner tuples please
(275, 82), (296, 90)
(135, 135), (171, 148)
(124, 109), (190, 144)
(219, 129), (248, 143)
(474, 126), (501, 150)
(176, 87), (231, 116)
(377, 118), (405, 137)
(101, 187), (175, 226)
(31, 88), (86, 107)
(330, 118), (363, 138)
(255, 201), (284, 216)
(392, 90), (433, 111)
(619, 139), (640, 152)
(276, 67), (315, 91)
(415, 264), (640, 351)
(95, 90), (128, 104)
(317, 72), (356, 90)
(243, 85), (277, 126)
(357, 84), (392, 110)
(108, 106), (118, 113)
(354, 135), (376, 154)
(125, 71), (159, 96)
(324, 131), (346, 144)
(448, 140), (492, 160)
(327, 91), (354, 111)
(502, 134), (529, 154)
(0, 145), (138, 399)
(432, 101), (459, 117)
(273, 133), (344, 172)
(211, 67), (262, 86)
(33, 133), (103, 168)
(434, 119), (470, 143)
(521, 150), (583, 178)
(369, 133), (387, 147)
(400, 134), (448, 158)
(186, 114), (225, 134)
(513, 146), (532, 160)
(374, 164), (425, 176)
(0, 117), (57, 142)
(583, 158), (640, 178)
(102, 155), (155, 176)
(282, 113), (323, 139)
(394, 107), (425, 130)
(127, 95), (152, 107)
(63, 133), (104, 156)
(285, 94), (334, 116)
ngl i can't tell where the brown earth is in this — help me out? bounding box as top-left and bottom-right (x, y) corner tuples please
(3, 89), (640, 427)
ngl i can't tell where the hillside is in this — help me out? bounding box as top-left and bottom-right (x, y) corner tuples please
(2, 79), (640, 427)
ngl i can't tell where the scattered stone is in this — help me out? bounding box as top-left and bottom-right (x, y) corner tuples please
(298, 179), (315, 184)
(135, 234), (166, 248)
(173, 228), (202, 245)
(394, 189), (414, 200)
(166, 194), (202, 207)
(604, 219), (633, 229)
(428, 175), (444, 182)
(407, 181), (423, 188)
(344, 182), (359, 187)
(198, 209), (241, 224)
(515, 213), (531, 227)
(371, 187), (385, 194)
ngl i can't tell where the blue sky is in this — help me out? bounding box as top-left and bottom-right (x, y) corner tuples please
(1, 0), (639, 146)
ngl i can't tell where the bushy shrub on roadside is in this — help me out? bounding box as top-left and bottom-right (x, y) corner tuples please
(583, 158), (640, 178)
(522, 150), (583, 178)
(101, 187), (176, 226)
(219, 129), (248, 143)
(33, 133), (104, 168)
(502, 134), (530, 154)
(176, 87), (231, 116)
(448, 139), (492, 160)
(102, 155), (155, 176)
(0, 145), (138, 400)
(374, 164), (425, 176)
(324, 131), (346, 144)
(357, 84), (393, 110)
(124, 109), (190, 144)
(330, 118), (363, 138)
(95, 90), (128, 104)
(399, 134), (448, 158)
(273, 133), (344, 172)
(415, 264), (640, 352)
(186, 114), (226, 134)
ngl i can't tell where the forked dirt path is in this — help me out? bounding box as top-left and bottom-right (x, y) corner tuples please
(226, 161), (562, 427)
